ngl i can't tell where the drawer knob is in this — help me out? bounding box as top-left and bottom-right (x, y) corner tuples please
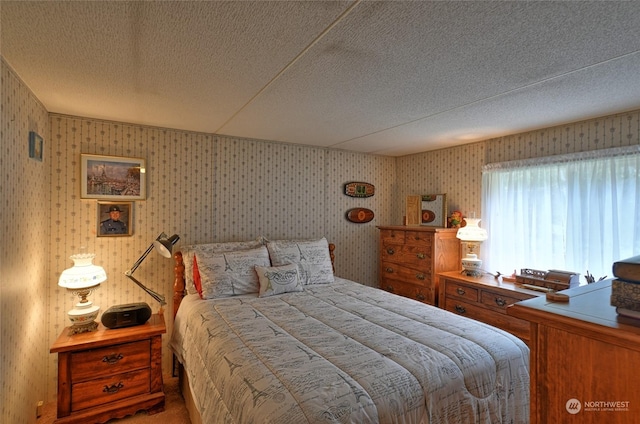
(103, 382), (124, 394)
(416, 253), (426, 260)
(495, 298), (507, 307)
(102, 353), (124, 365)
(386, 286), (395, 293)
(415, 273), (425, 280)
(456, 287), (466, 296)
(385, 267), (394, 273)
(386, 247), (395, 255)
(416, 293), (426, 301)
(455, 305), (467, 314)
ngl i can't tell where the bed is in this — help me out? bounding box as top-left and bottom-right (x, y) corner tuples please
(169, 237), (530, 423)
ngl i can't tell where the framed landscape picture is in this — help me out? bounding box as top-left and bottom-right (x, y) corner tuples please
(81, 154), (146, 200)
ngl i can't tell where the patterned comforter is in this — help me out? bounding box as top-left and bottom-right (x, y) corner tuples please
(170, 277), (530, 423)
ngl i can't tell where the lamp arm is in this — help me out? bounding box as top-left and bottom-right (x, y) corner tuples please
(125, 233), (167, 277)
(125, 274), (167, 306)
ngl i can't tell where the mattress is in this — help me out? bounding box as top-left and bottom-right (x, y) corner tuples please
(170, 277), (529, 423)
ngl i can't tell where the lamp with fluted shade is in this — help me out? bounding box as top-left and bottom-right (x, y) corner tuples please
(58, 252), (107, 335)
(456, 216), (488, 277)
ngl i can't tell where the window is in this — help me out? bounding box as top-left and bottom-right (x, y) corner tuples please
(481, 146), (640, 280)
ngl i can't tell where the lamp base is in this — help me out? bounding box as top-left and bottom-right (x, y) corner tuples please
(67, 300), (100, 335)
(461, 254), (483, 277)
(68, 320), (99, 335)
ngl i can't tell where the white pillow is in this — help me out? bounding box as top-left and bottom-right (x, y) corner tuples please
(181, 237), (266, 295)
(255, 264), (303, 298)
(195, 246), (270, 299)
(266, 237), (334, 285)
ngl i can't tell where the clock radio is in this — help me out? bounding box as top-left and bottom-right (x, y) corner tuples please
(101, 303), (152, 329)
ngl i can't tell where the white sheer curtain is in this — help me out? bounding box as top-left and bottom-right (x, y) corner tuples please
(481, 145), (640, 280)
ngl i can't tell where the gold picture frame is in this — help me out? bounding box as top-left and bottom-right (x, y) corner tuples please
(81, 154), (146, 200)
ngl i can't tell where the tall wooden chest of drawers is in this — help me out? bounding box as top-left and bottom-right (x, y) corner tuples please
(50, 314), (166, 423)
(378, 226), (460, 305)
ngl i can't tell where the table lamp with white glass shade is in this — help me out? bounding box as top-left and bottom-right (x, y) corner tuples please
(456, 216), (488, 277)
(58, 252), (107, 335)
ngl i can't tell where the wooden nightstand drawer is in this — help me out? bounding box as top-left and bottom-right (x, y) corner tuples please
(445, 281), (479, 302)
(71, 368), (151, 412)
(71, 340), (150, 381)
(444, 299), (531, 339)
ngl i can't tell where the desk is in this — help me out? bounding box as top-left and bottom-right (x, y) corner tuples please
(508, 280), (640, 423)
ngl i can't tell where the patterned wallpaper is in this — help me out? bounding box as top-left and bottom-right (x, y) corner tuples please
(45, 115), (397, 404)
(1, 58), (50, 424)
(3, 55), (640, 424)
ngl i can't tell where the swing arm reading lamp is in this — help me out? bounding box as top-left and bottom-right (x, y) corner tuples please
(124, 232), (180, 306)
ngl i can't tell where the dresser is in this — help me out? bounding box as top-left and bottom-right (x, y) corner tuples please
(378, 226), (460, 305)
(508, 280), (640, 423)
(50, 314), (166, 423)
(438, 271), (542, 344)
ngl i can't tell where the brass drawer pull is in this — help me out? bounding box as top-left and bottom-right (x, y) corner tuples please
(103, 382), (124, 394)
(102, 353), (124, 365)
(495, 298), (507, 307)
(415, 273), (425, 280)
(416, 253), (426, 260)
(386, 247), (395, 255)
(455, 305), (466, 314)
(456, 287), (466, 296)
(385, 267), (394, 273)
(416, 293), (426, 301)
(386, 286), (395, 293)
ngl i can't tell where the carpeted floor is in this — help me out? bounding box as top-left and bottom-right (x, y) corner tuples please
(40, 375), (191, 423)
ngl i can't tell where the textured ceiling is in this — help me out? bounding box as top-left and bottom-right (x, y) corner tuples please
(2, 1), (640, 156)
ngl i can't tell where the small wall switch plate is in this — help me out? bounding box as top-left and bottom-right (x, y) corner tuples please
(36, 401), (43, 418)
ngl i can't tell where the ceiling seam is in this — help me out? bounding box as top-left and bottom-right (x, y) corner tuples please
(214, 0), (363, 134)
(330, 49), (640, 152)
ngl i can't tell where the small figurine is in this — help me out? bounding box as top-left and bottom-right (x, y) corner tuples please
(448, 210), (463, 228)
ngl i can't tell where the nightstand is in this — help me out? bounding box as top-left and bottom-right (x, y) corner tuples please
(50, 313), (166, 423)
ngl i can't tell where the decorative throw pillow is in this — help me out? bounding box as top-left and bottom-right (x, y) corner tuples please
(266, 237), (334, 285)
(195, 246), (270, 299)
(255, 264), (303, 298)
(181, 237), (266, 295)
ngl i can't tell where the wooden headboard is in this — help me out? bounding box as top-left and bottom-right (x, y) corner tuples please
(172, 243), (336, 318)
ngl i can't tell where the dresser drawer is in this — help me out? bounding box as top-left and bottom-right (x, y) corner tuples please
(480, 290), (526, 313)
(381, 244), (432, 267)
(444, 281), (479, 302)
(443, 298), (531, 339)
(71, 340), (151, 381)
(71, 368), (151, 412)
(380, 279), (433, 304)
(380, 261), (431, 286)
(403, 231), (433, 247)
(380, 229), (406, 244)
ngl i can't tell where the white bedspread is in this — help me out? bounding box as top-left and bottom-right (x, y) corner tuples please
(170, 277), (529, 423)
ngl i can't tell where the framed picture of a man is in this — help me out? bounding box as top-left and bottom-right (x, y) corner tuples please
(97, 201), (133, 237)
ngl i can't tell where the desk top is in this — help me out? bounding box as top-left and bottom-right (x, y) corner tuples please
(508, 280), (640, 347)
